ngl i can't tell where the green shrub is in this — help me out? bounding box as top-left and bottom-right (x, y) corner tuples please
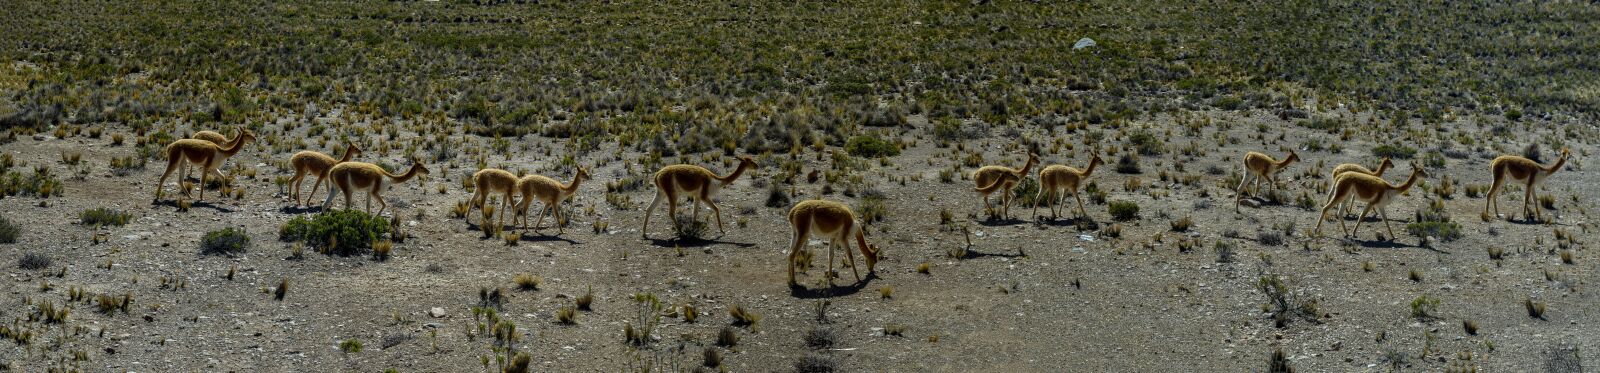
(1406, 221), (1462, 242)
(932, 118), (967, 141)
(280, 210), (390, 256)
(0, 216), (19, 243)
(1127, 130), (1164, 155)
(80, 208), (133, 226)
(1108, 200), (1140, 221)
(845, 134), (899, 158)
(200, 227), (251, 255)
(339, 339), (363, 353)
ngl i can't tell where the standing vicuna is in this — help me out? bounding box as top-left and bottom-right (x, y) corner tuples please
(1484, 148), (1570, 222)
(642, 156), (756, 238)
(154, 130), (256, 203)
(786, 200), (881, 288)
(1315, 165), (1427, 239)
(322, 161), (430, 216)
(287, 142), (362, 208)
(1032, 154), (1104, 220)
(1327, 157), (1394, 219)
(1234, 150), (1299, 212)
(189, 128), (254, 181)
(972, 153), (1038, 220)
(513, 167), (590, 234)
(468, 168), (518, 229)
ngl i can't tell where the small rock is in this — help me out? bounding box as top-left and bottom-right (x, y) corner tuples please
(428, 307), (446, 318)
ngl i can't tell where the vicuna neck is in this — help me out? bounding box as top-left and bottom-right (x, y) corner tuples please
(1395, 170), (1424, 192)
(1081, 158), (1102, 177)
(1545, 154), (1569, 173)
(718, 162), (751, 185)
(389, 165), (424, 182)
(561, 173), (586, 195)
(1018, 157), (1038, 177)
(221, 136), (251, 156)
(337, 146), (358, 162)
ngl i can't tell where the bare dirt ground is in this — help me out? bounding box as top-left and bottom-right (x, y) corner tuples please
(1, 110), (1596, 372)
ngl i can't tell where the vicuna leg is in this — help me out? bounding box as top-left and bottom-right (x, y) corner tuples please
(156, 156), (182, 202)
(290, 169), (307, 206)
(1484, 173), (1505, 218)
(1352, 203), (1377, 238)
(642, 189), (665, 237)
(787, 225), (807, 286)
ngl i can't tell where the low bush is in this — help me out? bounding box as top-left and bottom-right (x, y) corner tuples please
(80, 208), (133, 226)
(280, 210), (390, 256)
(845, 134), (899, 158)
(0, 216), (19, 243)
(18, 252), (50, 270)
(200, 227), (251, 255)
(1108, 200), (1140, 221)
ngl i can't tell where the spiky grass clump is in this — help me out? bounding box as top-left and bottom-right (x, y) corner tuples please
(513, 273), (542, 291)
(372, 240), (393, 261)
(575, 286), (594, 311)
(729, 304), (761, 328)
(555, 306), (577, 324)
(715, 326), (739, 347)
(804, 328), (836, 349)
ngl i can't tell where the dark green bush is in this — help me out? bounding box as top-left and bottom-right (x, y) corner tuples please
(200, 227), (251, 255)
(1115, 154), (1141, 174)
(80, 208), (133, 226)
(845, 134), (899, 158)
(1108, 200), (1140, 221)
(18, 252), (49, 270)
(1212, 96), (1245, 110)
(280, 210), (390, 256)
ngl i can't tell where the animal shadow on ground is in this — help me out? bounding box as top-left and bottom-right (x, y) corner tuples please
(788, 272), (878, 299)
(976, 216), (1028, 227)
(151, 199), (234, 213)
(1034, 216), (1096, 229)
(279, 205), (322, 214)
(646, 235), (756, 249)
(517, 232), (580, 245)
(953, 247), (1026, 260)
